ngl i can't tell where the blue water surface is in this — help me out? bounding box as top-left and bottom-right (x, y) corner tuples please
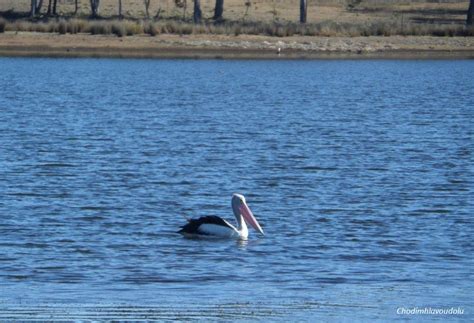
(0, 58), (473, 320)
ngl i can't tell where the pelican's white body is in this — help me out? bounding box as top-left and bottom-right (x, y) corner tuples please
(198, 216), (249, 239)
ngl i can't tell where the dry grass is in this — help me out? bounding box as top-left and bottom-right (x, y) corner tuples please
(2, 17), (473, 37)
(0, 1), (472, 37)
(0, 0), (470, 25)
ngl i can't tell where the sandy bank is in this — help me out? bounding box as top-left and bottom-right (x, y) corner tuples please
(0, 32), (473, 59)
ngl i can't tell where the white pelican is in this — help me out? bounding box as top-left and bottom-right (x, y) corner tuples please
(178, 194), (264, 239)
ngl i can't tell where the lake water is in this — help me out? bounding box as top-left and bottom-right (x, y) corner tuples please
(0, 58), (472, 320)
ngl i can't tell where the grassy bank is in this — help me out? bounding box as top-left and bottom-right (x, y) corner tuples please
(1, 17), (473, 37)
(1, 1), (472, 37)
(1, 0), (471, 27)
(1, 30), (473, 60)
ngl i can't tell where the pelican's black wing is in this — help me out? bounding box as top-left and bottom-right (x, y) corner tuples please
(178, 216), (233, 235)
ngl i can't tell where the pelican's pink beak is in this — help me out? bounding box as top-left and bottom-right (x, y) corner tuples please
(240, 202), (264, 235)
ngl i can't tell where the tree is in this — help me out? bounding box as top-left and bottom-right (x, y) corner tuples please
(52, 0), (58, 15)
(30, 0), (37, 16)
(90, 0), (100, 17)
(74, 0), (79, 15)
(46, 0), (58, 15)
(299, 0), (307, 23)
(193, 0), (202, 23)
(118, 0), (123, 18)
(30, 0), (44, 16)
(144, 0), (151, 19)
(213, 0), (224, 21)
(468, 0), (474, 25)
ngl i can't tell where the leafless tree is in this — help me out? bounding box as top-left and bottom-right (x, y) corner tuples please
(468, 0), (474, 25)
(47, 0), (52, 15)
(118, 0), (123, 18)
(184, 0), (187, 20)
(243, 0), (251, 21)
(30, 0), (37, 16)
(144, 0), (151, 19)
(30, 0), (44, 16)
(213, 0), (224, 21)
(90, 0), (100, 17)
(300, 0), (307, 23)
(74, 0), (79, 15)
(174, 0), (186, 20)
(194, 0), (202, 23)
(46, 0), (58, 15)
(155, 7), (162, 20)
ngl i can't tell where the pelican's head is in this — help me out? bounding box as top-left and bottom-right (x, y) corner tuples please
(232, 194), (264, 235)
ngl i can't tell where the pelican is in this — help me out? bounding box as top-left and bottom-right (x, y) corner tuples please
(178, 194), (264, 239)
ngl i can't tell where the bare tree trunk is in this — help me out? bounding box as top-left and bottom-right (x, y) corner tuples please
(118, 0), (123, 18)
(74, 0), (79, 15)
(468, 0), (474, 26)
(30, 0), (37, 16)
(193, 0), (202, 23)
(183, 0), (187, 20)
(35, 0), (44, 14)
(213, 0), (224, 21)
(144, 0), (151, 19)
(52, 0), (58, 15)
(155, 7), (162, 20)
(47, 0), (52, 15)
(299, 0), (307, 23)
(90, 0), (100, 17)
(31, 0), (44, 16)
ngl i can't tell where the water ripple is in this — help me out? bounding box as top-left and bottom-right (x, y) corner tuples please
(0, 58), (472, 318)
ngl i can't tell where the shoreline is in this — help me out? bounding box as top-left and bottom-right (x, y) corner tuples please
(1, 32), (473, 59)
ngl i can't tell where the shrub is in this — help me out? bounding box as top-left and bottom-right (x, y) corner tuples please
(180, 23), (193, 35)
(0, 18), (6, 33)
(144, 22), (159, 36)
(233, 25), (241, 36)
(14, 21), (26, 32)
(209, 24), (226, 35)
(36, 22), (53, 33)
(123, 20), (143, 36)
(67, 19), (87, 34)
(465, 25), (474, 36)
(192, 24), (207, 34)
(0, 16), (469, 38)
(164, 21), (179, 34)
(111, 21), (126, 37)
(58, 19), (67, 34)
(89, 21), (111, 35)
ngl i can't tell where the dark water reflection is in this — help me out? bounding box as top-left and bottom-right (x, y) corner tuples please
(0, 58), (472, 319)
